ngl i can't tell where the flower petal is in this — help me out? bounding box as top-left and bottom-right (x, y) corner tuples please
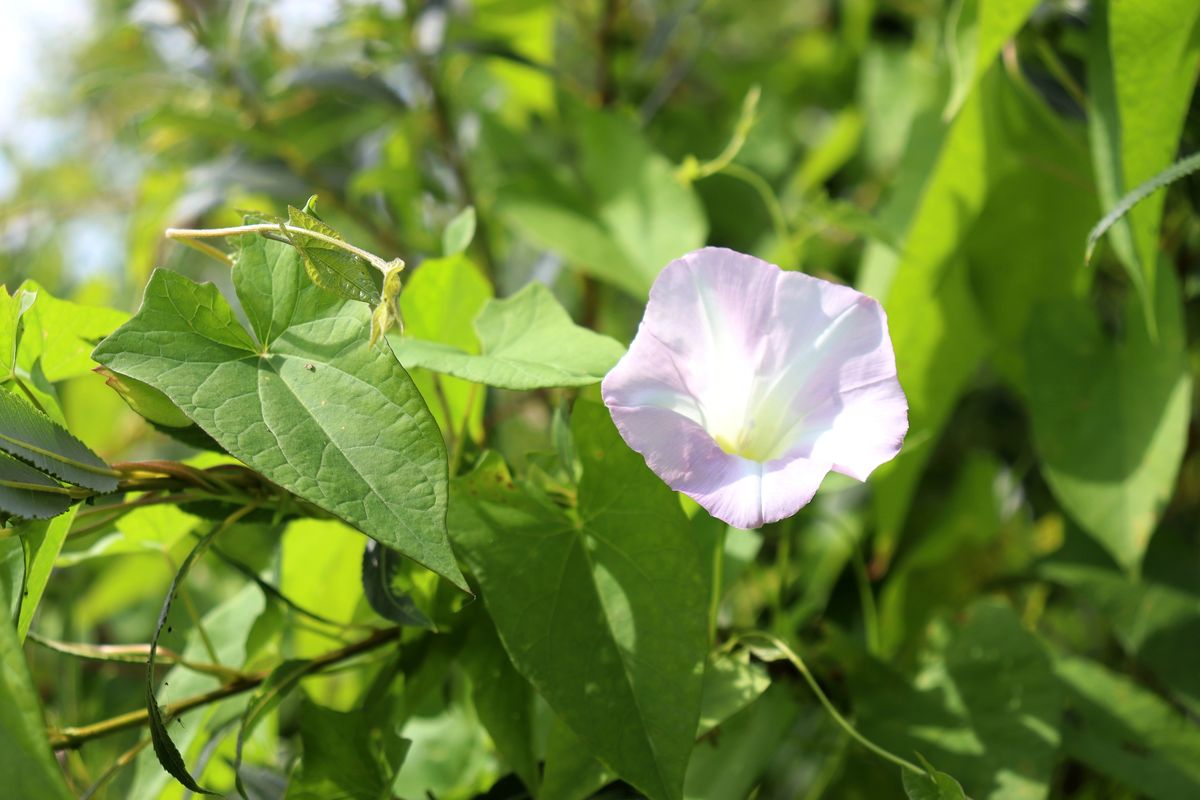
(602, 398), (831, 529)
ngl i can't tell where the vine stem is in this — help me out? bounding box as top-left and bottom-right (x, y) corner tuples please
(47, 626), (402, 750)
(165, 223), (391, 272)
(735, 631), (923, 776)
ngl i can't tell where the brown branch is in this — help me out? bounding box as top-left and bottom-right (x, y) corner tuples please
(48, 626), (401, 751)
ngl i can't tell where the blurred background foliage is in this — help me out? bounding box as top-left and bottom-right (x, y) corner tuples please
(2, 0), (1200, 798)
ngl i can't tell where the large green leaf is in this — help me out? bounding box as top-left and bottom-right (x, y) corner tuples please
(1025, 262), (1190, 572)
(1103, 0), (1200, 312)
(93, 237), (465, 589)
(392, 281), (625, 390)
(540, 650), (772, 800)
(839, 600), (1060, 800)
(449, 402), (707, 800)
(868, 66), (1097, 561)
(0, 613), (73, 800)
(460, 612), (539, 793)
(1056, 655), (1200, 800)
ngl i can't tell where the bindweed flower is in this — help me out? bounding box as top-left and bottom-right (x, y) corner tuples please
(602, 247), (907, 529)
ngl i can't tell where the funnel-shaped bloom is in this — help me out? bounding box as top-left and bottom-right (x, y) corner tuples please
(602, 247), (907, 529)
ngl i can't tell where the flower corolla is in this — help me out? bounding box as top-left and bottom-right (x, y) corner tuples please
(602, 247), (907, 529)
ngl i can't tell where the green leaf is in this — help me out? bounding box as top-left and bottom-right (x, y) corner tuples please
(449, 402), (708, 800)
(697, 651), (772, 736)
(95, 367), (192, 429)
(499, 199), (646, 296)
(540, 650), (771, 800)
(867, 67), (1096, 562)
(0, 612), (73, 800)
(576, 108), (708, 293)
(398, 255), (492, 439)
(1025, 261), (1190, 571)
(839, 600), (1060, 800)
(1056, 655), (1200, 800)
(285, 208), (383, 306)
(0, 389), (117, 492)
(460, 612), (539, 793)
(1086, 149), (1200, 264)
(498, 107), (707, 297)
(16, 507), (77, 640)
(289, 699), (388, 800)
(0, 538), (23, 621)
(540, 717), (612, 800)
(442, 206), (477, 256)
(234, 659), (310, 800)
(14, 281), (128, 383)
(1041, 562), (1200, 717)
(0, 452), (71, 520)
(1104, 0), (1200, 318)
(392, 282), (625, 390)
(944, 0), (1041, 119)
(360, 540), (434, 628)
(93, 236), (466, 590)
(902, 759), (969, 800)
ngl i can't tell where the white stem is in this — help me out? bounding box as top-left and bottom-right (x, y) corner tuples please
(165, 224), (390, 272)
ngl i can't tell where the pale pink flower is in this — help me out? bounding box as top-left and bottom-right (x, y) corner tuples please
(601, 247), (907, 529)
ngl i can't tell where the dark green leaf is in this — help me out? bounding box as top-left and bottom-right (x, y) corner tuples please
(0, 612), (73, 800)
(1056, 655), (1200, 800)
(289, 699), (387, 800)
(449, 402), (708, 800)
(93, 236), (465, 590)
(361, 540), (434, 628)
(392, 282), (625, 390)
(460, 614), (539, 793)
(840, 600), (1060, 800)
(0, 451), (71, 520)
(0, 389), (117, 492)
(144, 521), (228, 795)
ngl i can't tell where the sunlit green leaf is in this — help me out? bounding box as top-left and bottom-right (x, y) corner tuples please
(392, 281), (625, 390)
(1026, 262), (1190, 571)
(93, 236), (465, 590)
